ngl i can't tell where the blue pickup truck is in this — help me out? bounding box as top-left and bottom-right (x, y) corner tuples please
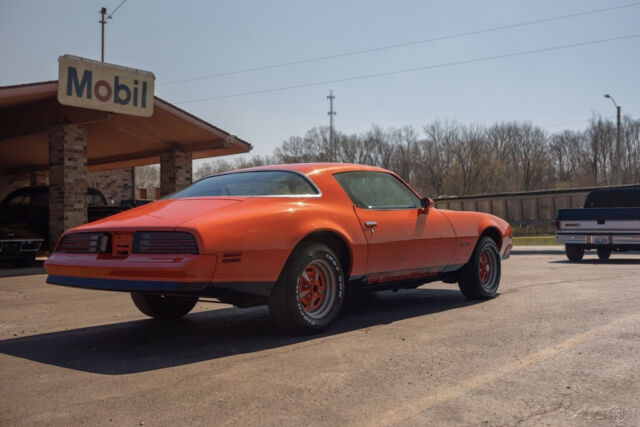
(555, 187), (640, 261)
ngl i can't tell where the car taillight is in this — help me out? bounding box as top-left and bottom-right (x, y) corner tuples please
(132, 232), (198, 254)
(57, 233), (103, 253)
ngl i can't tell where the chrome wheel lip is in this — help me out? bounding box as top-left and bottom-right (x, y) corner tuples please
(297, 258), (337, 320)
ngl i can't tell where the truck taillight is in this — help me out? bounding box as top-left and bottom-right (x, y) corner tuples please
(555, 221), (560, 230)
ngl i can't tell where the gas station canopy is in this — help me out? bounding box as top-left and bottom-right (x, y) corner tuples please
(0, 81), (252, 173)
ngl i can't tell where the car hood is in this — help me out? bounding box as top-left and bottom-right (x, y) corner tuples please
(73, 198), (244, 231)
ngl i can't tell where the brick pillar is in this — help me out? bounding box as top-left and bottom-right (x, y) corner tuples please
(160, 150), (192, 196)
(49, 124), (87, 248)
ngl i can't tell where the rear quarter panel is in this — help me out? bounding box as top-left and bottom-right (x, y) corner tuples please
(178, 181), (368, 283)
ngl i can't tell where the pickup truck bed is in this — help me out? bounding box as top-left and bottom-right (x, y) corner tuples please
(555, 187), (640, 261)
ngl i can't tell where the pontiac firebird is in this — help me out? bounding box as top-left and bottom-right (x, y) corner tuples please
(44, 163), (512, 332)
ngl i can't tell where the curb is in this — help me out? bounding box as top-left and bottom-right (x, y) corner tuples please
(511, 249), (564, 255)
(511, 245), (564, 255)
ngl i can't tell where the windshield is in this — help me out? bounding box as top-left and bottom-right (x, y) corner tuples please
(169, 171), (319, 198)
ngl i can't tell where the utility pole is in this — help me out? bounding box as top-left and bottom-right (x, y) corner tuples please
(99, 7), (107, 62)
(327, 90), (336, 146)
(604, 94), (622, 185)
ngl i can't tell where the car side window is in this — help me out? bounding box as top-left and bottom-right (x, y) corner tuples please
(334, 171), (420, 210)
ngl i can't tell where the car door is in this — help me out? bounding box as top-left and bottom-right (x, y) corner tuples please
(334, 171), (456, 275)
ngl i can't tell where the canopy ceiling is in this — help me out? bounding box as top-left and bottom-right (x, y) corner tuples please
(0, 81), (252, 172)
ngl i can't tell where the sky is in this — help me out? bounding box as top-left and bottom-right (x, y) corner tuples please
(1, 0), (639, 168)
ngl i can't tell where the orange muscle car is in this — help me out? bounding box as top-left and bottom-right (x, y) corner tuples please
(45, 163), (512, 332)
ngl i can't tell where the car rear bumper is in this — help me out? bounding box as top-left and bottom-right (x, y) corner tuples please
(44, 252), (217, 282)
(556, 233), (640, 245)
(44, 252), (275, 298)
(46, 274), (274, 298)
(46, 274), (210, 293)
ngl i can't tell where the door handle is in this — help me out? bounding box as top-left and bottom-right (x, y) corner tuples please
(364, 221), (377, 235)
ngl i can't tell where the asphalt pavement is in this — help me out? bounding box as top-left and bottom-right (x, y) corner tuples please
(1, 249), (639, 425)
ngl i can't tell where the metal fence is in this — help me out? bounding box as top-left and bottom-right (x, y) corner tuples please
(434, 184), (639, 232)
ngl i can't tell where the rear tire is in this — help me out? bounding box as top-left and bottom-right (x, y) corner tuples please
(130, 293), (197, 320)
(458, 237), (501, 300)
(268, 243), (345, 333)
(597, 247), (612, 260)
(565, 244), (584, 262)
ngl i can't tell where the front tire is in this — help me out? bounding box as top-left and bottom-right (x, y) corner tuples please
(597, 247), (612, 260)
(458, 237), (501, 300)
(565, 244), (584, 262)
(130, 293), (198, 320)
(268, 243), (345, 333)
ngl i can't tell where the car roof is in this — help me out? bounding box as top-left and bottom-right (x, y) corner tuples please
(222, 163), (391, 176)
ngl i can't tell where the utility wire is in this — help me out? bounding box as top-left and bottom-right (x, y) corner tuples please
(107, 0), (128, 18)
(542, 115), (616, 129)
(174, 34), (640, 105)
(161, 1), (640, 86)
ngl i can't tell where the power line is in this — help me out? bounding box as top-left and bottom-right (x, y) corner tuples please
(107, 0), (128, 18)
(174, 33), (640, 105)
(542, 116), (616, 129)
(160, 1), (640, 86)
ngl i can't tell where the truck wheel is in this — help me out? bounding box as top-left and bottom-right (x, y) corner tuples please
(597, 248), (611, 260)
(130, 293), (197, 320)
(458, 237), (501, 300)
(268, 243), (345, 333)
(565, 244), (584, 262)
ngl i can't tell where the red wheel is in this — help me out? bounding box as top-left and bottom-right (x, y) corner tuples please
(297, 259), (337, 319)
(268, 243), (344, 333)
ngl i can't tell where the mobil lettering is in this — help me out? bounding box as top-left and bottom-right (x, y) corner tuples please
(66, 66), (148, 108)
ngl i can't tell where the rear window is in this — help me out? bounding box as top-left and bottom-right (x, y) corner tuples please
(585, 189), (640, 208)
(170, 171), (319, 198)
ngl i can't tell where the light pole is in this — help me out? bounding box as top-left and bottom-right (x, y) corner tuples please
(604, 93), (622, 185)
(327, 90), (336, 147)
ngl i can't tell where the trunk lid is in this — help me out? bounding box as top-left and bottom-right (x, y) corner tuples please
(74, 198), (244, 231)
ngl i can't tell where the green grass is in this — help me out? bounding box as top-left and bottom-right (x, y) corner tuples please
(512, 235), (560, 246)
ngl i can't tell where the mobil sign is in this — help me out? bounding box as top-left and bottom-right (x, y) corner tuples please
(58, 54), (155, 117)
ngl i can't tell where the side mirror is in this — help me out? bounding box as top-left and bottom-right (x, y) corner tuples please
(419, 197), (433, 214)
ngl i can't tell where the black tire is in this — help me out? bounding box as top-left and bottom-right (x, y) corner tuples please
(458, 237), (501, 300)
(597, 247), (612, 260)
(14, 254), (36, 268)
(268, 243), (345, 333)
(565, 244), (584, 262)
(130, 293), (198, 320)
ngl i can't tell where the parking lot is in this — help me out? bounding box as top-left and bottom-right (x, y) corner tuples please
(1, 249), (639, 425)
